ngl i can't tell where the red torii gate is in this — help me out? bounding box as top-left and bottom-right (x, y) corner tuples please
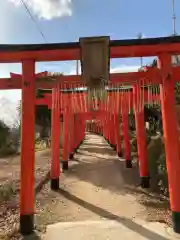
(0, 36), (180, 234)
(36, 88), (159, 173)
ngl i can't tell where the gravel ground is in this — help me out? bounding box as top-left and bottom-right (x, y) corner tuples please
(0, 134), (171, 239)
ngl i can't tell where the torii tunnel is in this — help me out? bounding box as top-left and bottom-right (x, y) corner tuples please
(1, 35), (180, 235)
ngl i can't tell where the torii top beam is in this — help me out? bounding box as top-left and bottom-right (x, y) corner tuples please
(1, 36), (180, 63)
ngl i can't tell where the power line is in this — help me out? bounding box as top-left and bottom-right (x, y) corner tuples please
(20, 0), (48, 43)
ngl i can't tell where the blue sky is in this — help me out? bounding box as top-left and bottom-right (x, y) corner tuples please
(0, 0), (179, 102)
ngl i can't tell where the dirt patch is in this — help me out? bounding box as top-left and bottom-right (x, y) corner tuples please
(0, 150), (51, 239)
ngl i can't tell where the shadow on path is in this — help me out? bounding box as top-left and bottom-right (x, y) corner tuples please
(56, 187), (169, 240)
(66, 156), (140, 195)
(35, 171), (50, 195)
(21, 232), (41, 240)
(79, 147), (117, 155)
(81, 143), (111, 148)
(69, 137), (170, 221)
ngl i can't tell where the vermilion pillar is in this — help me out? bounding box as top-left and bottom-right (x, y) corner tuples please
(75, 114), (82, 151)
(114, 114), (122, 156)
(78, 115), (85, 145)
(111, 114), (117, 149)
(103, 114), (109, 141)
(122, 111), (132, 168)
(108, 114), (114, 146)
(20, 60), (35, 235)
(103, 115), (107, 139)
(62, 108), (70, 170)
(82, 117), (86, 140)
(158, 54), (180, 233)
(50, 86), (60, 190)
(133, 84), (149, 188)
(80, 116), (83, 144)
(69, 114), (75, 159)
(99, 118), (103, 135)
(74, 114), (79, 152)
(106, 114), (111, 143)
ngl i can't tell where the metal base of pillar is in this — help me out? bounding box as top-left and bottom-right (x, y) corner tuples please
(51, 178), (59, 190)
(69, 153), (74, 160)
(125, 159), (132, 168)
(62, 161), (68, 170)
(118, 152), (123, 158)
(140, 176), (150, 188)
(172, 211), (180, 233)
(20, 214), (34, 235)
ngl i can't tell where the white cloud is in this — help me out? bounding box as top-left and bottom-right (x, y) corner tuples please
(9, 0), (72, 20)
(110, 65), (140, 73)
(68, 68), (81, 75)
(0, 2), (15, 43)
(68, 65), (140, 75)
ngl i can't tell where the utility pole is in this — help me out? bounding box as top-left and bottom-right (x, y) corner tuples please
(76, 60), (79, 75)
(172, 0), (176, 35)
(137, 33), (143, 67)
(171, 0), (179, 65)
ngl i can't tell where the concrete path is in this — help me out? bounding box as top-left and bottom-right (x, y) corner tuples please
(44, 220), (180, 240)
(41, 133), (178, 240)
